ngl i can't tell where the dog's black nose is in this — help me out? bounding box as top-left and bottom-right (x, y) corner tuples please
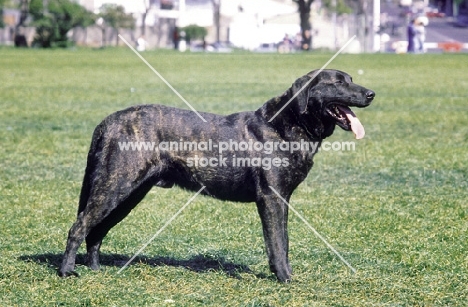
(366, 90), (375, 100)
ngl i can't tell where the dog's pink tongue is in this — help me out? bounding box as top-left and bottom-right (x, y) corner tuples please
(337, 106), (365, 139)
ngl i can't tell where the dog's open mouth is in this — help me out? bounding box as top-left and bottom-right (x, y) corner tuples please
(326, 104), (365, 139)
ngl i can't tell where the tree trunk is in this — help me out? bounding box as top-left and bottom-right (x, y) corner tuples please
(141, 12), (147, 36)
(295, 0), (314, 50)
(115, 28), (119, 46)
(212, 0), (221, 43)
(101, 27), (106, 48)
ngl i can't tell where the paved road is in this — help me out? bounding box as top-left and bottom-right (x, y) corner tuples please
(381, 1), (468, 51)
(425, 18), (468, 43)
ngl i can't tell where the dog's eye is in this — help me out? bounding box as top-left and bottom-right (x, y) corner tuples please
(335, 80), (344, 84)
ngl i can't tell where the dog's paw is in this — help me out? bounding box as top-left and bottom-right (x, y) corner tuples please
(58, 269), (80, 278)
(273, 267), (292, 283)
(276, 273), (292, 283)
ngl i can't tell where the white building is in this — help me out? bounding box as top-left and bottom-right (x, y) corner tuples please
(75, 0), (358, 50)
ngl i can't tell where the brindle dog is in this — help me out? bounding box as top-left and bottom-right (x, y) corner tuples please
(59, 69), (375, 282)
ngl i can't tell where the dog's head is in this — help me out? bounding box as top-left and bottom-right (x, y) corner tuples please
(284, 69), (375, 139)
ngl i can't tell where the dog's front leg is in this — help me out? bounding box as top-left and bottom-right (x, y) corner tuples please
(256, 194), (292, 282)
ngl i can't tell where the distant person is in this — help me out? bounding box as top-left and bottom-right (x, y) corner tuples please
(407, 18), (417, 53)
(172, 27), (179, 50)
(407, 16), (428, 53)
(136, 36), (147, 52)
(278, 34), (293, 53)
(414, 17), (428, 53)
(294, 32), (302, 50)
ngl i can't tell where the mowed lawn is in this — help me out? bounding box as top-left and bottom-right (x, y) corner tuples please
(0, 47), (467, 306)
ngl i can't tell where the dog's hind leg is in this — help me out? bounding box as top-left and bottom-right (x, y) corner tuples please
(59, 177), (154, 276)
(59, 147), (162, 276)
(59, 118), (163, 277)
(59, 212), (89, 277)
(84, 181), (154, 270)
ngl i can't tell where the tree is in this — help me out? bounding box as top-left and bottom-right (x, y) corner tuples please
(99, 4), (135, 47)
(293, 0), (314, 51)
(29, 0), (95, 48)
(181, 24), (207, 43)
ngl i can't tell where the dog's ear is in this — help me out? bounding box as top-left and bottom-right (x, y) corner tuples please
(260, 71), (320, 120)
(292, 74), (319, 114)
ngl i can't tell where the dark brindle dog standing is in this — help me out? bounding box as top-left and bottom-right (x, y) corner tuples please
(59, 69), (375, 282)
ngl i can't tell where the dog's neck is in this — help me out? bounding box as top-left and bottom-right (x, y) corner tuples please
(296, 105), (336, 140)
(257, 91), (335, 141)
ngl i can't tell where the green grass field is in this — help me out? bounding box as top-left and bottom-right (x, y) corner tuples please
(0, 47), (467, 306)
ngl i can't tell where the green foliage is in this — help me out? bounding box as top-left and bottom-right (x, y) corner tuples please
(99, 4), (135, 31)
(0, 49), (467, 306)
(181, 24), (208, 42)
(0, 0), (5, 28)
(29, 0), (95, 48)
(323, 0), (353, 15)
